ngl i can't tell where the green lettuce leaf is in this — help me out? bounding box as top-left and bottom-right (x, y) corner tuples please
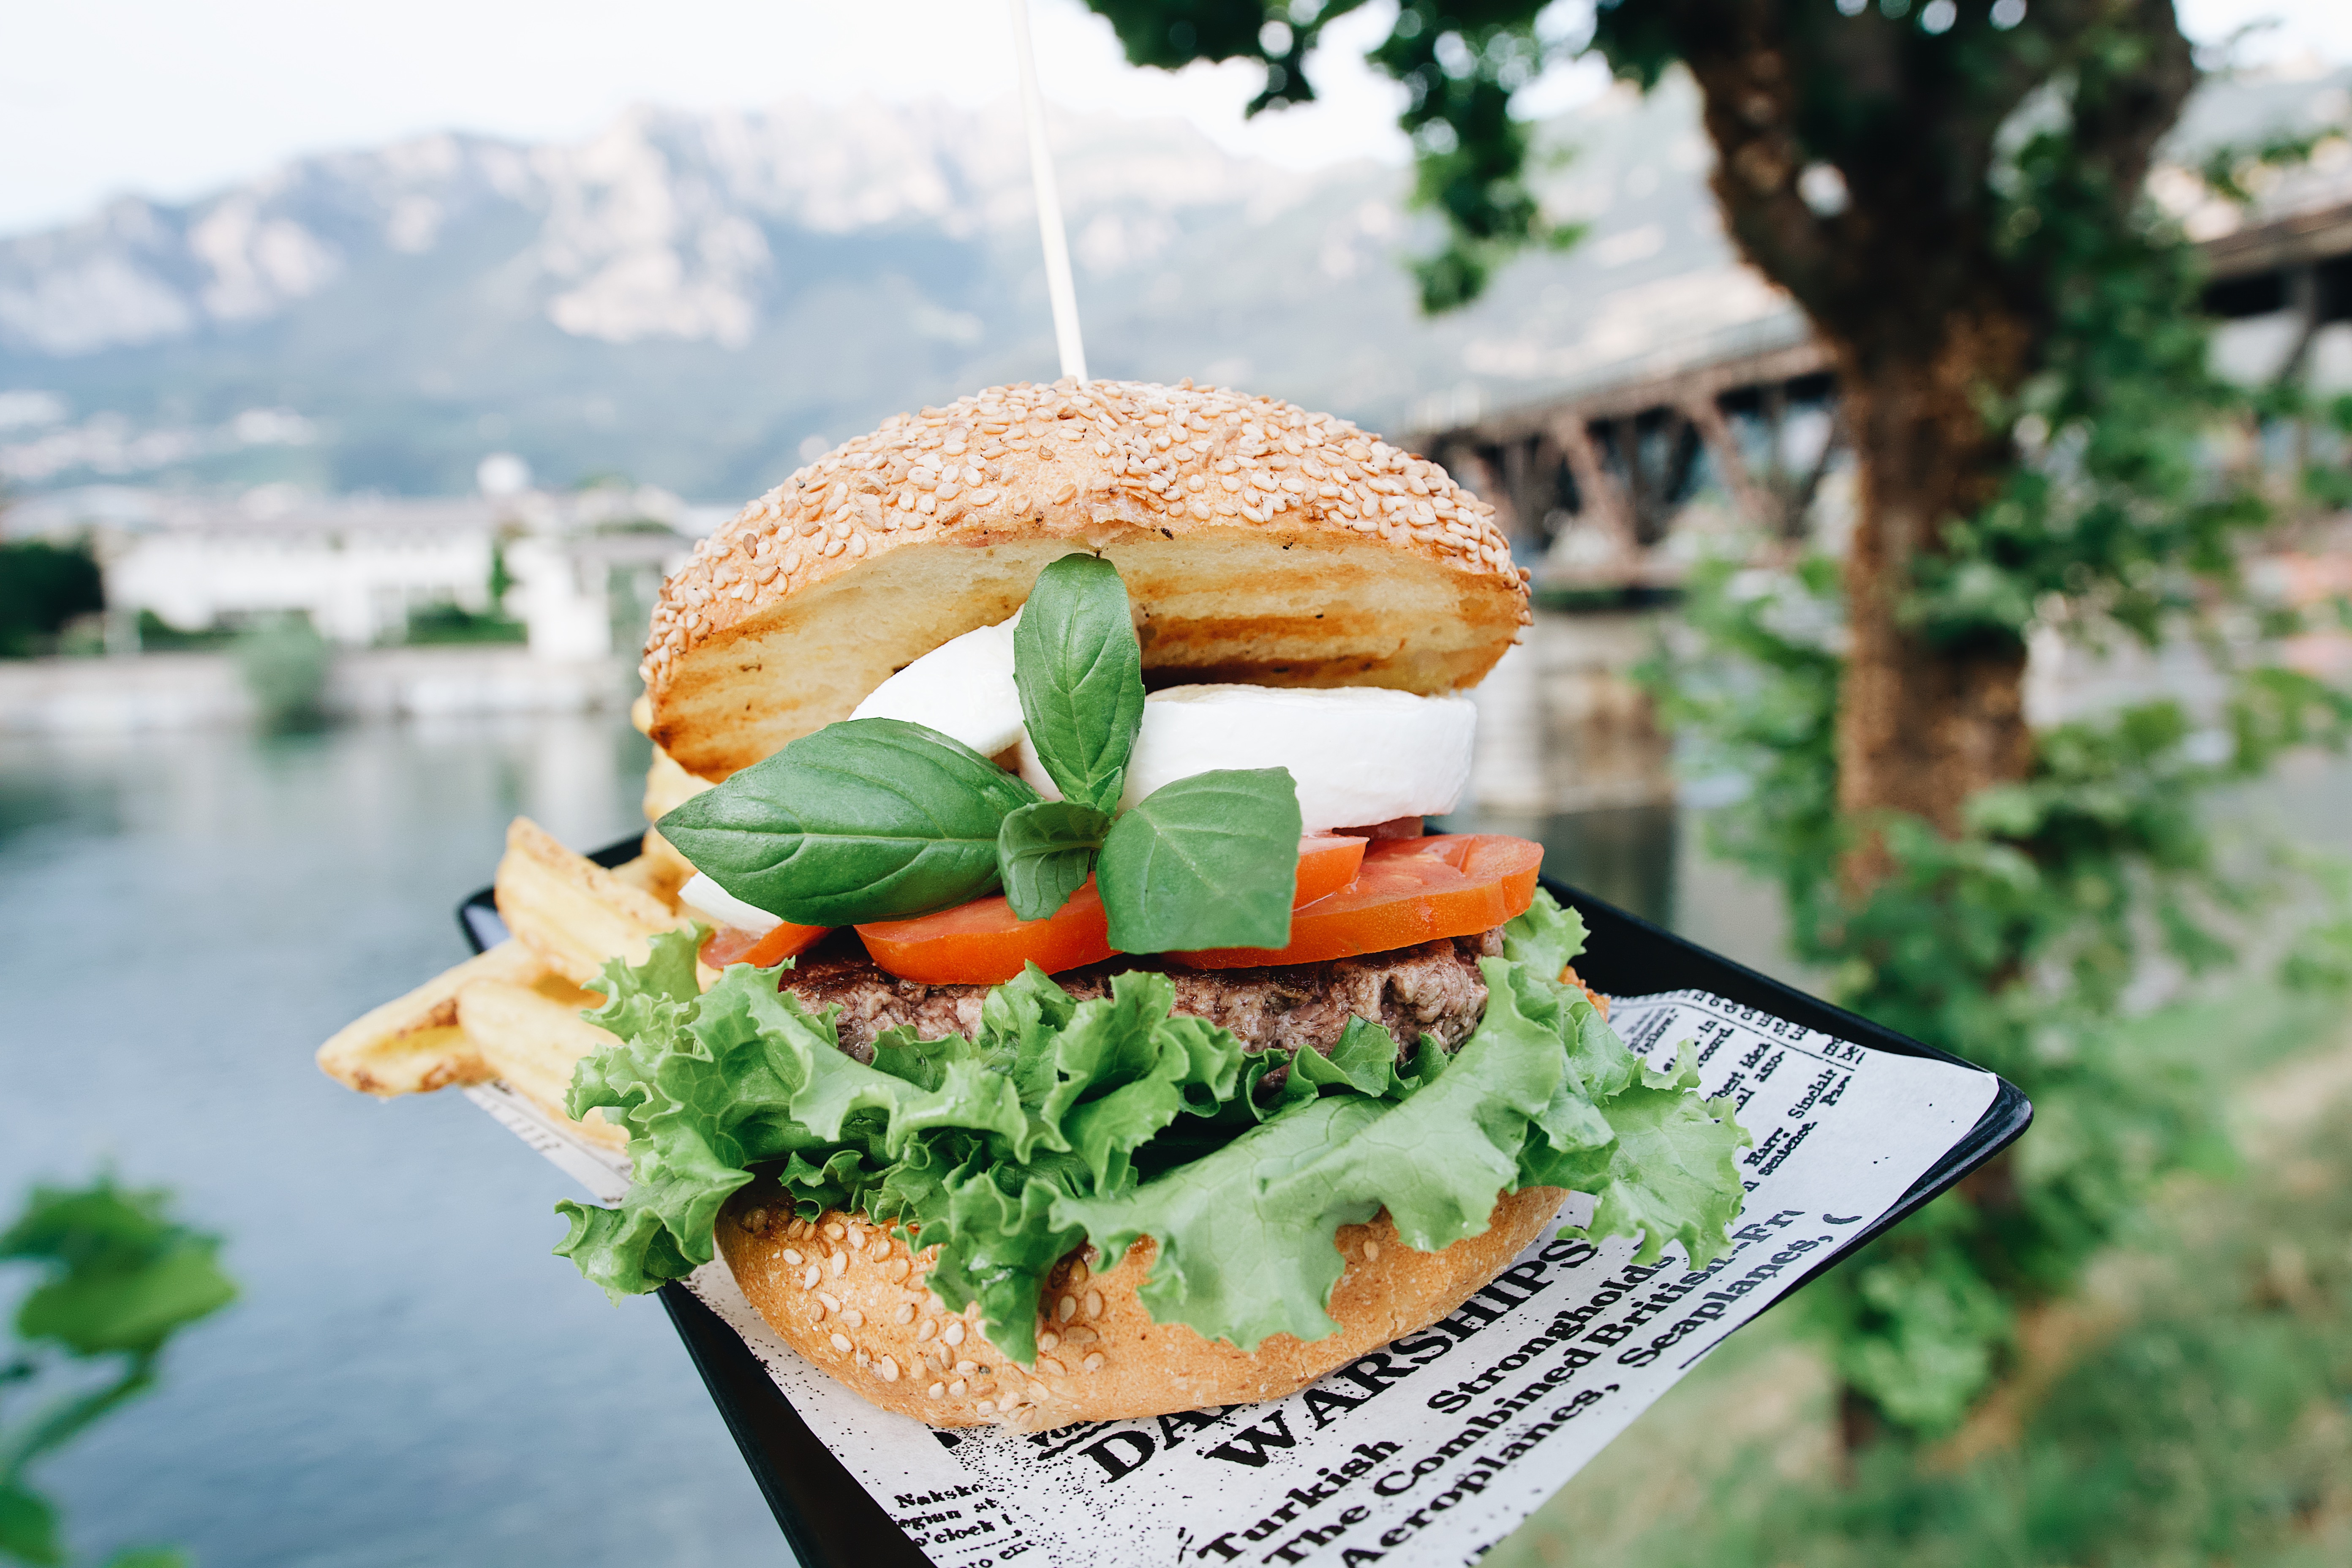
(1290, 1016), (1405, 1096)
(554, 893), (1752, 1357)
(1579, 1048), (1753, 1266)
(1503, 882), (1590, 984)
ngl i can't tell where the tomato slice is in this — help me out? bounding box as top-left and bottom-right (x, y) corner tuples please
(1294, 834), (1368, 907)
(858, 881), (1116, 985)
(700, 920), (829, 969)
(858, 836), (1371, 986)
(1173, 834), (1543, 969)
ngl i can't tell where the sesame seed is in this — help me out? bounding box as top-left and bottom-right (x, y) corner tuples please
(975, 1399), (995, 1415)
(817, 1290), (841, 1312)
(949, 1379), (968, 1397)
(801, 1265), (820, 1290)
(829, 1252), (847, 1277)
(829, 1332), (852, 1354)
(942, 1320), (966, 1346)
(877, 1356), (900, 1383)
(1056, 1296), (1076, 1323)
(917, 1318), (937, 1341)
(841, 1309), (864, 1329)
(1083, 1353), (1105, 1373)
(927, 1382), (946, 1399)
(893, 1303), (915, 1325)
(1040, 1357), (1067, 1377)
(1084, 1290), (1103, 1320)
(1362, 1240), (1381, 1261)
(1037, 1330), (1060, 1351)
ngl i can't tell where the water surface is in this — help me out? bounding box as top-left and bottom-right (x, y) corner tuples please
(0, 716), (784, 1567)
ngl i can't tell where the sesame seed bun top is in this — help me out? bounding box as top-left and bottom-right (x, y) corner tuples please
(642, 378), (1530, 781)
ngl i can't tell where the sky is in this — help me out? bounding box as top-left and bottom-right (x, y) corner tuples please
(2, 0), (2348, 239)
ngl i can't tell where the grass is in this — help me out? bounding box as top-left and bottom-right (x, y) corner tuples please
(397, 603), (527, 646)
(1489, 981), (2352, 1568)
(131, 611), (236, 653)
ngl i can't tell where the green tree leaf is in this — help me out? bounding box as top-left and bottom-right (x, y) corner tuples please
(1, 1183), (237, 1359)
(655, 717), (1037, 926)
(1012, 553), (1147, 812)
(0, 1179), (233, 1568)
(1095, 769), (1302, 953)
(996, 800), (1111, 921)
(0, 1482), (63, 1566)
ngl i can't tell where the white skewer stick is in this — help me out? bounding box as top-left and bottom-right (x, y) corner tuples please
(1007, 0), (1088, 384)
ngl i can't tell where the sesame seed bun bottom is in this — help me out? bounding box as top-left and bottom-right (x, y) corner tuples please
(716, 1184), (1568, 1432)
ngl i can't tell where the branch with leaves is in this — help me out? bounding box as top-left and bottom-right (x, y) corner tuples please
(1084, 1), (1578, 310)
(1, 1179), (236, 1568)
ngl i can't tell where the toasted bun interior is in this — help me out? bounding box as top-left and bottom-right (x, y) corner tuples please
(717, 1185), (1566, 1432)
(644, 380), (1529, 780)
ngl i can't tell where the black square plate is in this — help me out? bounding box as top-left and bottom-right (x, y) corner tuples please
(458, 843), (2029, 1568)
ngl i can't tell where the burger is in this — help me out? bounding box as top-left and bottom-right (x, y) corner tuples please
(550, 378), (1748, 1431)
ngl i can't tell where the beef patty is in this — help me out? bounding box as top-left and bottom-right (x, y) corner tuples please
(782, 929), (1505, 1065)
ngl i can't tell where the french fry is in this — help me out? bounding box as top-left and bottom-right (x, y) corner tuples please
(495, 816), (695, 986)
(642, 742), (715, 821)
(623, 743), (716, 908)
(609, 841), (694, 909)
(316, 939), (542, 1097)
(456, 977), (629, 1152)
(627, 828), (698, 905)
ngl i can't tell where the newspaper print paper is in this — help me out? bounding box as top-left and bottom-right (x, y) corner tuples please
(469, 987), (2000, 1567)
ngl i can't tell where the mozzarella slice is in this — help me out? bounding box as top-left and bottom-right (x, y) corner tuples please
(679, 872), (781, 935)
(1020, 685), (1475, 832)
(849, 613), (1024, 758)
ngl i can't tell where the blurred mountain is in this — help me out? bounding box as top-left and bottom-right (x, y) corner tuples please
(2, 67), (2342, 504)
(0, 85), (1755, 501)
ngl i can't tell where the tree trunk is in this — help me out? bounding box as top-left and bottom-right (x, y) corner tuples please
(1833, 319), (2036, 843)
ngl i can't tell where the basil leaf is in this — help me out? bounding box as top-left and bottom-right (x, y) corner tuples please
(1013, 554), (1146, 812)
(656, 717), (1037, 925)
(997, 800), (1111, 920)
(1095, 768), (1302, 952)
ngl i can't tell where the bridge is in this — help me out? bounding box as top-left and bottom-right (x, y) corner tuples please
(1414, 180), (2352, 591)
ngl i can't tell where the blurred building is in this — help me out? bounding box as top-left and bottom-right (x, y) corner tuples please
(6, 480), (703, 661)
